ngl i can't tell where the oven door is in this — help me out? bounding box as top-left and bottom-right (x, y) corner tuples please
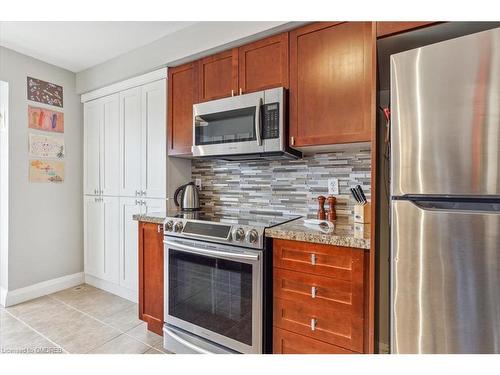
(192, 91), (265, 157)
(164, 237), (262, 354)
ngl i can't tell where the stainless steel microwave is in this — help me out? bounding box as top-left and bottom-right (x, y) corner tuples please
(192, 87), (301, 161)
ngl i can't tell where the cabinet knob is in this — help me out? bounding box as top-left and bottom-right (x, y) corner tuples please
(141, 190), (146, 196)
(311, 253), (317, 266)
(231, 89), (235, 97)
(311, 286), (317, 299)
(291, 136), (295, 146)
(135, 190), (139, 196)
(311, 318), (317, 331)
(135, 199), (141, 205)
(239, 88), (243, 95)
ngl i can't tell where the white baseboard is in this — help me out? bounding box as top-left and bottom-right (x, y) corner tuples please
(2, 272), (84, 307)
(0, 287), (7, 307)
(84, 274), (137, 303)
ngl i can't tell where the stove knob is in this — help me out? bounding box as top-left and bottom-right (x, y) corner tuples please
(165, 220), (174, 232)
(174, 221), (184, 233)
(233, 228), (245, 242)
(246, 229), (259, 244)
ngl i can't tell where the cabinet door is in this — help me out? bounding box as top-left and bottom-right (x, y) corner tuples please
(119, 197), (142, 293)
(289, 22), (374, 146)
(143, 198), (167, 214)
(100, 94), (120, 196)
(84, 100), (101, 195)
(198, 49), (238, 102)
(119, 87), (142, 197)
(139, 221), (164, 336)
(141, 80), (166, 199)
(238, 33), (289, 94)
(167, 63), (198, 156)
(84, 196), (104, 278)
(273, 328), (355, 354)
(102, 196), (120, 283)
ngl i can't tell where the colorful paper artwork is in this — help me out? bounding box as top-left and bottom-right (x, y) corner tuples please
(28, 105), (64, 133)
(27, 77), (63, 107)
(29, 160), (65, 183)
(29, 133), (65, 159)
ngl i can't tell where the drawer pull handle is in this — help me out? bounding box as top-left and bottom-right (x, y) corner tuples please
(311, 318), (317, 331)
(311, 253), (317, 265)
(311, 286), (317, 299)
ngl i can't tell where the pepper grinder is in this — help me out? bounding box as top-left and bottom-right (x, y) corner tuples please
(327, 195), (337, 222)
(317, 195), (326, 220)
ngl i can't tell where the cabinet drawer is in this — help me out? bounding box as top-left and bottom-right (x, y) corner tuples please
(274, 268), (363, 318)
(273, 239), (365, 281)
(274, 297), (363, 352)
(273, 328), (356, 354)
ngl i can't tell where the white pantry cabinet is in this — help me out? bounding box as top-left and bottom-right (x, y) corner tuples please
(119, 197), (166, 293)
(120, 81), (167, 199)
(83, 73), (178, 303)
(84, 195), (120, 283)
(83, 94), (120, 196)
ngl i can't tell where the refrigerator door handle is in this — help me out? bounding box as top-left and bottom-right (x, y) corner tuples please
(409, 199), (500, 213)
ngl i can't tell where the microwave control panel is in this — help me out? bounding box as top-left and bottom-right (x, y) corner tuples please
(262, 103), (280, 139)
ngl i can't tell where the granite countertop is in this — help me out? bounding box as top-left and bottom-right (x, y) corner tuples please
(265, 218), (370, 250)
(133, 212), (167, 224)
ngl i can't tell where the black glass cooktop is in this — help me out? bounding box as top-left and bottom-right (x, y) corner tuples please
(165, 209), (301, 228)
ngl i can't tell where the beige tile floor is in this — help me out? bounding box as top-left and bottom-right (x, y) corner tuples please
(0, 284), (168, 354)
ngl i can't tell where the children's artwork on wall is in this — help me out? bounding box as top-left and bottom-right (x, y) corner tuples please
(27, 77), (63, 108)
(29, 160), (65, 183)
(28, 105), (64, 133)
(29, 133), (65, 159)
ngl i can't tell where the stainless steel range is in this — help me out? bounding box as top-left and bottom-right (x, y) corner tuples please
(162, 211), (300, 354)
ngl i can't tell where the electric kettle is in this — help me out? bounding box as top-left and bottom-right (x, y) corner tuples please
(173, 182), (200, 211)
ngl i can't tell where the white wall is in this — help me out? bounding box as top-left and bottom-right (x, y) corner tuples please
(0, 80), (9, 298)
(0, 46), (83, 291)
(76, 21), (303, 94)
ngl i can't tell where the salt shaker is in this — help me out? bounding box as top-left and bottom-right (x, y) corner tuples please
(327, 196), (337, 222)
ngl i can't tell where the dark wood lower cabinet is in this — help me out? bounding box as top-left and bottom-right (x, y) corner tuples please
(138, 221), (164, 336)
(273, 328), (356, 354)
(273, 239), (368, 353)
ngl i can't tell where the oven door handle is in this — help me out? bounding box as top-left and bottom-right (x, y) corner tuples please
(164, 327), (213, 354)
(255, 98), (262, 146)
(164, 239), (260, 262)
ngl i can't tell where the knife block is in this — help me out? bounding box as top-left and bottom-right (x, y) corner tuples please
(354, 203), (371, 224)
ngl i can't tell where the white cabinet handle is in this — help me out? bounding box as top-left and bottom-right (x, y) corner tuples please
(135, 190), (139, 196)
(141, 190), (146, 196)
(311, 286), (317, 299)
(311, 318), (317, 331)
(135, 199), (141, 205)
(231, 89), (235, 97)
(311, 253), (317, 266)
(157, 224), (162, 233)
(239, 88), (243, 95)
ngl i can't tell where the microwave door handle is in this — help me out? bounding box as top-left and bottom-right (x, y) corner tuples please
(255, 98), (262, 146)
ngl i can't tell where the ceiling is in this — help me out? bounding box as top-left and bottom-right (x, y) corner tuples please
(0, 21), (196, 72)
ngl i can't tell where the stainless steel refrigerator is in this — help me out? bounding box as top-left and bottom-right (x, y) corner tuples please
(391, 28), (500, 354)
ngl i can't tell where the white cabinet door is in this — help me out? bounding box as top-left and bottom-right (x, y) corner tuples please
(119, 197), (142, 292)
(84, 196), (104, 279)
(100, 94), (120, 196)
(119, 87), (142, 198)
(142, 80), (166, 199)
(143, 198), (167, 215)
(102, 196), (120, 284)
(84, 101), (101, 195)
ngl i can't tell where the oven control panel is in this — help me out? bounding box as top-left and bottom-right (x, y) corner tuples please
(164, 219), (265, 250)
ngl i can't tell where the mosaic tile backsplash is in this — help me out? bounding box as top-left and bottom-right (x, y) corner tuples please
(191, 147), (371, 225)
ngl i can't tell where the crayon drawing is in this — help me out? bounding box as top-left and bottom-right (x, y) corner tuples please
(28, 105), (64, 133)
(27, 77), (63, 107)
(29, 160), (65, 183)
(29, 133), (65, 159)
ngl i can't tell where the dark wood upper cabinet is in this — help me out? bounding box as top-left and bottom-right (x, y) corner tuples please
(138, 222), (164, 336)
(198, 49), (238, 102)
(289, 22), (374, 147)
(376, 21), (439, 38)
(167, 62), (198, 156)
(238, 32), (289, 93)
